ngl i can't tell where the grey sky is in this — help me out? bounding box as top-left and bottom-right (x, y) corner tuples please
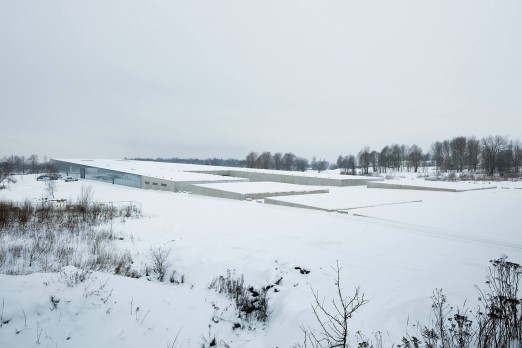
(1, 0), (521, 162)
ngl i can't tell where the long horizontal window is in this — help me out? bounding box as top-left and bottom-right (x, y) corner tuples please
(83, 167), (142, 188)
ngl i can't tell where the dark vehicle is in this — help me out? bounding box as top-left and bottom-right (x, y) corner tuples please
(36, 174), (61, 181)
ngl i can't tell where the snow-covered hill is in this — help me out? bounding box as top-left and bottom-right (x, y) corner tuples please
(1, 175), (521, 347)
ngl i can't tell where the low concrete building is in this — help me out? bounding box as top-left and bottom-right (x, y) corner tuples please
(51, 159), (380, 201)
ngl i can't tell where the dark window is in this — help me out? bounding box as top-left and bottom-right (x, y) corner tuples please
(145, 181), (150, 185)
(161, 183), (167, 187)
(153, 182), (158, 186)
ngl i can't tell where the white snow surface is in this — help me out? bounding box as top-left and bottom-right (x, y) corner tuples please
(267, 186), (424, 211)
(193, 181), (326, 194)
(1, 175), (521, 347)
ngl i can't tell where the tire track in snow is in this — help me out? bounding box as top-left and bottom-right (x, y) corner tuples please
(351, 213), (522, 251)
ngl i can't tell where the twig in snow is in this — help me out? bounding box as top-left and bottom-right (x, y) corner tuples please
(140, 310), (150, 325)
(22, 308), (27, 327)
(36, 321), (43, 344)
(0, 298), (4, 328)
(103, 289), (113, 304)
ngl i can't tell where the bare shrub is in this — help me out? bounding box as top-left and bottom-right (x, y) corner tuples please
(0, 200), (141, 275)
(60, 267), (89, 287)
(209, 270), (269, 325)
(391, 256), (521, 348)
(169, 270), (185, 284)
(149, 247), (171, 281)
(200, 329), (230, 348)
(0, 245), (6, 271)
(78, 186), (94, 210)
(476, 256), (522, 348)
(114, 252), (140, 278)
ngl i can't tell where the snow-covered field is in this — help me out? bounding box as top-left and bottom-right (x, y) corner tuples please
(1, 174), (521, 347)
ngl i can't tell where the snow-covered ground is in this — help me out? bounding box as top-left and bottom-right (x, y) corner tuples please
(266, 186), (424, 211)
(1, 174), (521, 347)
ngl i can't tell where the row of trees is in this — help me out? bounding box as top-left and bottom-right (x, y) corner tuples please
(0, 155), (55, 187)
(245, 135), (521, 177)
(337, 143), (428, 175)
(432, 135), (521, 176)
(245, 152), (330, 172)
(335, 135), (521, 177)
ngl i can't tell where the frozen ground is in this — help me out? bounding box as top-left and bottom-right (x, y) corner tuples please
(265, 186), (424, 211)
(1, 174), (521, 347)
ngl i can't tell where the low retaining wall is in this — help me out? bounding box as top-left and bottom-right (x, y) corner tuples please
(141, 176), (248, 193)
(188, 169), (380, 187)
(189, 184), (328, 201)
(264, 198), (332, 211)
(367, 181), (497, 192)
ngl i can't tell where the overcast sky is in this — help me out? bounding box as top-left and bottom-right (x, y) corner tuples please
(1, 0), (521, 162)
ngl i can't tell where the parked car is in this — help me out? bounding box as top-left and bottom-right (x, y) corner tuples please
(36, 173), (62, 181)
(36, 175), (49, 181)
(64, 176), (78, 182)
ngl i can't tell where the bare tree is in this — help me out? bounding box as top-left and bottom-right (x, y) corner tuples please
(407, 145), (423, 173)
(370, 151), (378, 173)
(295, 262), (368, 348)
(441, 140), (452, 171)
(390, 144), (403, 171)
(311, 157), (318, 171)
(245, 152), (258, 168)
(0, 159), (9, 188)
(513, 139), (522, 174)
(316, 159), (328, 173)
(378, 146), (391, 173)
(450, 136), (467, 172)
(432, 141), (444, 172)
(357, 147), (371, 175)
(347, 155), (356, 175)
(28, 154), (39, 174)
(257, 151), (273, 169)
(336, 156), (344, 173)
(481, 135), (508, 176)
(273, 152), (283, 170)
(337, 156), (352, 175)
(282, 152), (296, 171)
(466, 137), (480, 172)
(78, 186), (94, 210)
(295, 157), (309, 172)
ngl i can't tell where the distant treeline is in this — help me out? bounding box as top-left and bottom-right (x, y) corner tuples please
(244, 135), (521, 178)
(0, 155), (56, 187)
(132, 157), (244, 167)
(2, 134), (520, 184)
(133, 135), (522, 178)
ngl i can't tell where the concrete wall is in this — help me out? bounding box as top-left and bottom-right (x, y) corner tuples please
(264, 197), (332, 211)
(141, 176), (248, 193)
(188, 169), (380, 187)
(367, 181), (458, 192)
(190, 184), (329, 201)
(189, 185), (245, 200)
